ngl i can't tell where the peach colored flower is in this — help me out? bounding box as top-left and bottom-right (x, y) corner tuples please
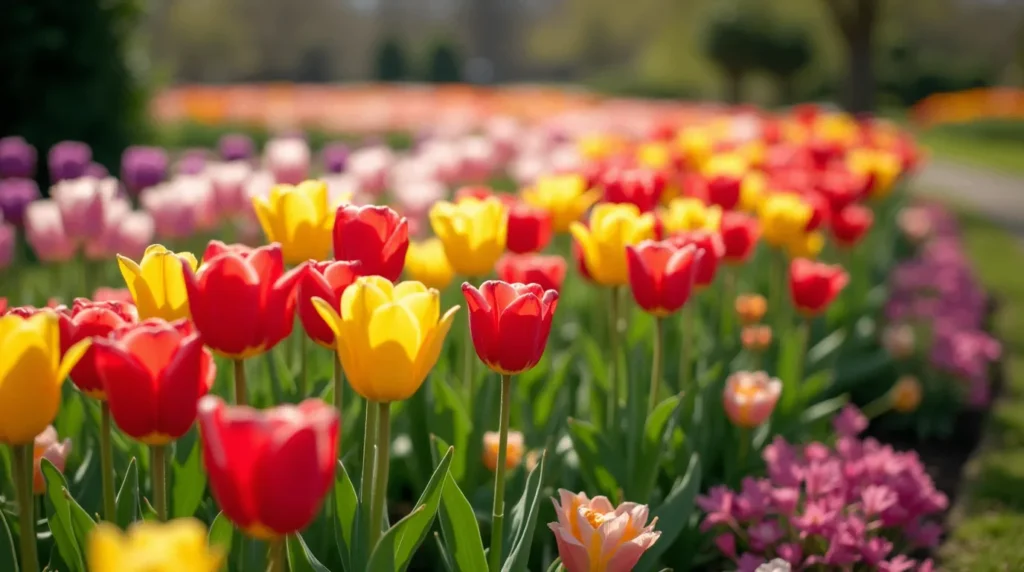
(723, 371), (782, 428)
(34, 425), (72, 494)
(482, 430), (524, 472)
(549, 490), (660, 572)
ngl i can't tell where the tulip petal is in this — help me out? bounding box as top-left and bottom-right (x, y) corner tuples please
(414, 305), (459, 393)
(494, 293), (544, 373)
(252, 195), (282, 243)
(157, 334), (211, 440)
(366, 303), (421, 402)
(57, 338), (92, 387)
(253, 423), (327, 535)
(311, 297), (343, 343)
(393, 280), (429, 299)
(551, 524), (590, 572)
(0, 314), (62, 444)
(197, 397), (268, 529)
(399, 291), (440, 346)
(94, 341), (158, 440)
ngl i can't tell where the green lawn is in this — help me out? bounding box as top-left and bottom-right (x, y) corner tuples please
(916, 123), (1024, 176)
(938, 205), (1024, 571)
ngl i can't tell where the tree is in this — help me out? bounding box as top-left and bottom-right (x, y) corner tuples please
(426, 40), (462, 83)
(704, 7), (766, 104)
(375, 38), (409, 82)
(821, 0), (880, 112)
(758, 26), (814, 105)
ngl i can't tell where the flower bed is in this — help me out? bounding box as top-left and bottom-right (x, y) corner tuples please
(0, 102), (998, 572)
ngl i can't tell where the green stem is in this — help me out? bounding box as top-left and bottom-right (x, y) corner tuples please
(13, 444), (38, 572)
(648, 318), (664, 415)
(462, 318), (474, 399)
(606, 287), (620, 431)
(151, 445), (167, 521)
(299, 334), (308, 398)
(100, 401), (117, 522)
(721, 268), (736, 342)
(735, 427), (751, 487)
(266, 537), (287, 572)
(368, 402), (391, 550)
(678, 303), (694, 394)
(488, 374), (513, 572)
(793, 319), (810, 390)
(359, 400), (378, 503)
(333, 356), (344, 414)
(233, 358), (248, 405)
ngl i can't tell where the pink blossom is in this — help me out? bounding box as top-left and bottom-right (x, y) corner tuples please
(833, 404), (868, 436)
(264, 137), (310, 185)
(24, 200), (76, 262)
(548, 489), (660, 572)
(50, 176), (120, 242)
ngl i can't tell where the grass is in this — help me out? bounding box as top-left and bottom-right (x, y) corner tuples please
(938, 203), (1024, 571)
(916, 122), (1024, 176)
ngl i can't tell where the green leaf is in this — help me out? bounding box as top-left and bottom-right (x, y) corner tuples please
(501, 452), (547, 572)
(806, 328), (846, 368)
(286, 533), (331, 572)
(800, 370), (833, 402)
(799, 394), (849, 427)
(42, 460), (85, 572)
(566, 419), (621, 499)
(438, 473), (488, 572)
(172, 428), (207, 518)
(115, 457), (140, 529)
(433, 531), (455, 572)
(635, 454), (702, 572)
(0, 509), (18, 572)
(333, 460), (359, 572)
(777, 323), (809, 415)
(430, 376), (472, 483)
(631, 394), (682, 502)
(208, 512), (233, 572)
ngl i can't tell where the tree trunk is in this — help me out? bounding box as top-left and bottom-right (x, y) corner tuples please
(777, 75), (796, 106)
(726, 69), (744, 104)
(845, 26), (876, 113)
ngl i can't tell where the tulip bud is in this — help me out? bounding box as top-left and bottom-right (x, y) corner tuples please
(890, 375), (923, 413)
(33, 426), (72, 494)
(48, 141), (91, 182)
(735, 294), (768, 325)
(548, 490), (661, 572)
(522, 174), (601, 233)
(0, 136), (36, 179)
(741, 325), (773, 353)
(462, 281), (558, 375)
(882, 323), (916, 360)
(405, 238), (455, 290)
(723, 371), (782, 428)
(0, 178), (42, 227)
(483, 430), (524, 472)
(788, 258), (848, 316)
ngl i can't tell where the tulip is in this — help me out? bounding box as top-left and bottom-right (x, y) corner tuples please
(719, 211), (760, 264)
(569, 203), (656, 287)
(759, 193), (815, 249)
(723, 371), (782, 428)
(522, 173), (601, 233)
(121, 146), (169, 195)
(347, 146), (393, 195)
(33, 426), (71, 494)
(830, 203), (874, 248)
(890, 375), (922, 413)
(462, 281), (558, 375)
(549, 490), (661, 572)
(48, 141), (91, 182)
(50, 176), (120, 242)
(483, 430), (524, 472)
(87, 519), (224, 572)
(0, 311), (89, 572)
(507, 203), (553, 254)
(100, 210), (155, 262)
(219, 133), (254, 161)
(140, 176), (215, 239)
(430, 197), (508, 277)
(741, 325), (773, 355)
(207, 161), (252, 216)
(176, 149), (208, 176)
(333, 205), (410, 281)
(496, 254), (567, 293)
(198, 396), (338, 541)
(661, 198), (722, 234)
(0, 222), (13, 269)
(297, 260), (362, 349)
(738, 171), (768, 213)
(405, 238), (455, 290)
(93, 287), (135, 305)
(788, 258), (848, 316)
(202, 240), (253, 261)
(58, 299), (139, 399)
(24, 200), (76, 263)
(0, 136), (36, 179)
(0, 178), (42, 227)
(321, 142), (350, 173)
(847, 148), (902, 200)
(702, 154), (746, 210)
(735, 294), (768, 325)
(313, 276), (459, 403)
(671, 230), (724, 289)
(601, 166), (664, 213)
(252, 181), (334, 265)
(783, 230), (825, 260)
(118, 244), (198, 322)
(625, 240), (701, 318)
(264, 137), (311, 185)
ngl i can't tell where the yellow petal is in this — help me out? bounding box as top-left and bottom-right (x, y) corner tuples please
(87, 523), (128, 572)
(58, 339), (92, 387)
(311, 297), (343, 342)
(252, 195), (281, 243)
(0, 313), (62, 444)
(117, 254), (143, 303)
(414, 305), (459, 386)
(398, 291), (440, 345)
(366, 303), (421, 402)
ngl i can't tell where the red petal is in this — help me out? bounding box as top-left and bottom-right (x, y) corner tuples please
(94, 341), (158, 440)
(156, 334), (210, 440)
(494, 293), (544, 373)
(197, 397), (267, 529)
(253, 423), (329, 534)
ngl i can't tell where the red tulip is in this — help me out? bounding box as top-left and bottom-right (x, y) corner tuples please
(4, 305), (67, 319)
(507, 203), (553, 254)
(182, 243), (303, 359)
(198, 396), (338, 539)
(799, 191), (831, 232)
(601, 166), (663, 213)
(0, 297), (6, 315)
(705, 172), (743, 211)
(332, 205), (409, 281)
(719, 212), (760, 264)
(496, 254), (567, 293)
(203, 240), (255, 262)
(789, 258), (849, 316)
(671, 230), (725, 288)
(455, 185), (494, 203)
(816, 168), (869, 212)
(625, 240), (701, 317)
(93, 319), (215, 444)
(296, 260), (362, 348)
(58, 298), (138, 399)
(461, 281), (559, 375)
(572, 235), (594, 283)
(830, 204), (874, 248)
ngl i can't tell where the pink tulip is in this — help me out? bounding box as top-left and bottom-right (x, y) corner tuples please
(140, 176), (214, 239)
(109, 211), (155, 260)
(33, 426), (72, 494)
(347, 146), (394, 195)
(50, 177), (120, 242)
(83, 197), (131, 260)
(25, 199), (76, 262)
(549, 490), (661, 572)
(0, 221), (14, 269)
(264, 137), (310, 185)
(723, 371), (782, 428)
(456, 136), (497, 183)
(206, 161), (252, 216)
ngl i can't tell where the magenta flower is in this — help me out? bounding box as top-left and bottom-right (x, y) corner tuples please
(0, 177), (41, 227)
(121, 146), (169, 194)
(218, 133), (254, 161)
(0, 136), (36, 178)
(48, 141), (91, 182)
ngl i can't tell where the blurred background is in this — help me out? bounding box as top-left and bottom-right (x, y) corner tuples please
(2, 0), (1023, 181)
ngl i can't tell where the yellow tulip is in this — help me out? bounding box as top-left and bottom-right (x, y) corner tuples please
(252, 180), (334, 264)
(522, 174), (601, 233)
(578, 133), (624, 161)
(313, 277), (459, 403)
(118, 245), (198, 321)
(569, 203), (655, 286)
(428, 197), (508, 278)
(661, 198), (722, 234)
(636, 141), (673, 171)
(675, 127), (714, 170)
(814, 112), (858, 146)
(739, 171), (768, 213)
(848, 148), (902, 200)
(784, 231), (825, 260)
(702, 153), (748, 179)
(758, 193), (814, 249)
(0, 312), (90, 445)
(405, 238), (455, 291)
(87, 519), (224, 572)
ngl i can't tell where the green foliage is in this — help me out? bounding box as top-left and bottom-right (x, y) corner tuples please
(425, 40), (462, 83)
(0, 0), (151, 180)
(375, 38), (410, 82)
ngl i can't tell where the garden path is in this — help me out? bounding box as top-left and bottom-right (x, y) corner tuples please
(915, 160), (1024, 245)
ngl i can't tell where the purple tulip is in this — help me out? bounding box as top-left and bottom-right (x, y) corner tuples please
(218, 134), (254, 161)
(121, 146), (169, 194)
(0, 136), (37, 179)
(0, 178), (42, 227)
(48, 141), (92, 182)
(176, 148), (208, 175)
(86, 162), (109, 178)
(321, 142), (350, 174)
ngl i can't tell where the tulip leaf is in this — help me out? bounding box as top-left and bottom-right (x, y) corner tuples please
(500, 451), (546, 572)
(208, 512), (234, 554)
(433, 531), (455, 572)
(800, 370), (834, 402)
(172, 428), (207, 519)
(797, 394), (849, 433)
(367, 447), (452, 572)
(286, 532), (331, 572)
(776, 323), (809, 416)
(0, 508), (18, 572)
(437, 472), (488, 572)
(430, 376), (472, 484)
(115, 457), (140, 528)
(333, 460), (359, 572)
(566, 419), (622, 499)
(631, 394), (683, 503)
(806, 328), (847, 369)
(635, 454), (702, 572)
(42, 460), (86, 572)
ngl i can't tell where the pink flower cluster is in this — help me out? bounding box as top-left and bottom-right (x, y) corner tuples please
(698, 406), (945, 572)
(886, 204), (1001, 405)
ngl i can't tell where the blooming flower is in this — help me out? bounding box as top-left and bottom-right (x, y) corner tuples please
(483, 430), (524, 471)
(33, 425), (72, 494)
(548, 490), (660, 572)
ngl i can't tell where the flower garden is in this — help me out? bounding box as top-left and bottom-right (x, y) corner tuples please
(0, 100), (1006, 572)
